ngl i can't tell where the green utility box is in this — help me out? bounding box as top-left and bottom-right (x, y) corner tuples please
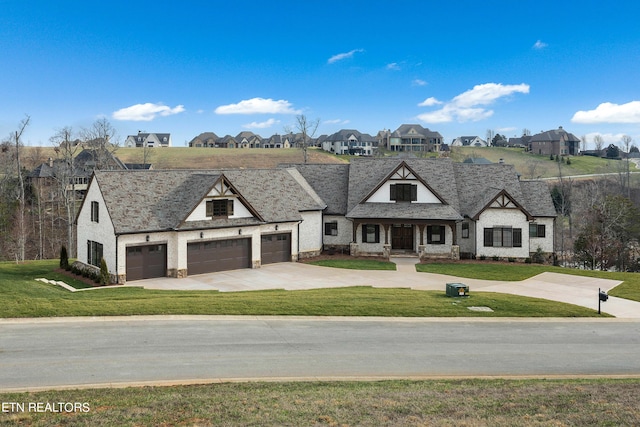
(446, 282), (469, 297)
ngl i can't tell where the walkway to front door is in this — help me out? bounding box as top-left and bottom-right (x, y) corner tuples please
(391, 224), (413, 250)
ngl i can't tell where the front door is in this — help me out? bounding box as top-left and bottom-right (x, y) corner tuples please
(391, 224), (414, 250)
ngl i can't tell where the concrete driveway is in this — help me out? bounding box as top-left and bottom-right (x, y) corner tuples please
(134, 257), (640, 318)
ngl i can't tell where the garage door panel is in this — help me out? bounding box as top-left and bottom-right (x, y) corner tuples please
(187, 238), (250, 275)
(261, 233), (291, 265)
(126, 244), (167, 281)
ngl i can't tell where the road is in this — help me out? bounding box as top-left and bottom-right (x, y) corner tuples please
(2, 316), (640, 391)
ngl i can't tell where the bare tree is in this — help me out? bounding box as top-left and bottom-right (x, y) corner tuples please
(11, 115), (30, 262)
(621, 135), (633, 199)
(80, 117), (120, 170)
(580, 135), (587, 153)
(593, 134), (605, 153)
(50, 127), (81, 257)
(286, 115), (319, 163)
(486, 129), (495, 147)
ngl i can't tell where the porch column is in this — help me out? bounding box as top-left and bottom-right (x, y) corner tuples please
(383, 224), (390, 245)
(418, 224), (425, 246)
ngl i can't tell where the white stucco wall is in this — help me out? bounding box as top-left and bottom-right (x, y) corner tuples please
(367, 180), (441, 204)
(355, 223), (385, 253)
(420, 226), (453, 254)
(322, 215), (352, 247)
(76, 180), (117, 273)
(529, 217), (555, 253)
(298, 211), (323, 254)
(456, 220), (476, 255)
(475, 208), (530, 258)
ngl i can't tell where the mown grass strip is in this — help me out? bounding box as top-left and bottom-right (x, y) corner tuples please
(306, 259), (396, 270)
(1, 379), (639, 426)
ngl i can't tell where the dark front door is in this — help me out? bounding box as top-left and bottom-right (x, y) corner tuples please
(391, 224), (413, 250)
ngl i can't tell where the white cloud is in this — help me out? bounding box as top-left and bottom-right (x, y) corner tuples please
(386, 62), (400, 71)
(412, 79), (428, 86)
(571, 101), (640, 124)
(324, 119), (350, 125)
(215, 98), (300, 115)
(112, 103), (185, 121)
(243, 118), (280, 129)
(417, 97), (442, 107)
(533, 40), (548, 50)
(327, 49), (364, 64)
(417, 83), (530, 123)
(585, 132), (630, 146)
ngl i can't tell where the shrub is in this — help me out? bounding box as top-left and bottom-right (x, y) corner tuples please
(479, 255), (487, 261)
(532, 247), (545, 264)
(492, 256), (500, 261)
(566, 157), (572, 165)
(525, 257), (532, 264)
(508, 257), (516, 263)
(99, 258), (110, 286)
(59, 246), (69, 270)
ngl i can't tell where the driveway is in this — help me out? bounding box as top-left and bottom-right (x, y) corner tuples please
(134, 257), (640, 318)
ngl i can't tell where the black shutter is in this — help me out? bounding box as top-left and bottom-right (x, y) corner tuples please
(484, 228), (493, 247)
(513, 228), (522, 247)
(411, 184), (417, 201)
(227, 199), (234, 216)
(390, 184), (396, 201)
(426, 226), (432, 244)
(538, 224), (545, 238)
(374, 225), (380, 243)
(362, 224), (367, 242)
(439, 226), (445, 244)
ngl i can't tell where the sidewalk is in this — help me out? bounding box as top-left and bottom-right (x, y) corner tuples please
(133, 257), (640, 318)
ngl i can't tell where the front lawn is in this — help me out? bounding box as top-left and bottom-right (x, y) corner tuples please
(417, 261), (640, 302)
(306, 258), (396, 270)
(0, 260), (605, 318)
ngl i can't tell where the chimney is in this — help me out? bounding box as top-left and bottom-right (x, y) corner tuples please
(48, 157), (53, 167)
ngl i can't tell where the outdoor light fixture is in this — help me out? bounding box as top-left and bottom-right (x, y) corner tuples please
(145, 235), (149, 242)
(275, 225), (278, 231)
(200, 232), (204, 238)
(238, 229), (242, 235)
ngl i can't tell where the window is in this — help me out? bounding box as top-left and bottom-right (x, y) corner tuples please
(529, 223), (546, 238)
(427, 225), (445, 244)
(91, 201), (99, 223)
(484, 227), (522, 247)
(324, 222), (338, 236)
(390, 184), (417, 202)
(87, 240), (103, 267)
(206, 199), (234, 217)
(362, 224), (380, 243)
(461, 222), (469, 239)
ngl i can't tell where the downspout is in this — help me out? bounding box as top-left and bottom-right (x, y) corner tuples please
(115, 234), (119, 284)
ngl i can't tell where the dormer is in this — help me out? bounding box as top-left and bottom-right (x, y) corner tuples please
(362, 162), (446, 204)
(184, 175), (257, 222)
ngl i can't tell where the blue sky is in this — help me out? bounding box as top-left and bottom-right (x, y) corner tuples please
(2, 0), (640, 148)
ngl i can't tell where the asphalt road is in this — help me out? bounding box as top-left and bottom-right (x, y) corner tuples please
(2, 316), (640, 391)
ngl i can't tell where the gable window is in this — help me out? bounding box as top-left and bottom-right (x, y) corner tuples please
(91, 201), (99, 223)
(427, 225), (445, 244)
(87, 240), (103, 267)
(324, 222), (338, 236)
(362, 224), (380, 243)
(484, 227), (522, 248)
(461, 222), (469, 239)
(390, 183), (417, 202)
(529, 223), (546, 238)
(206, 199), (234, 218)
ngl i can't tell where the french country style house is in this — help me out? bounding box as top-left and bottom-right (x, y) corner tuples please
(76, 158), (555, 283)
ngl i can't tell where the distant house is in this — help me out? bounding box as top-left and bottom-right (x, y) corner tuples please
(263, 134), (292, 149)
(529, 127), (581, 156)
(236, 131), (262, 148)
(508, 135), (531, 148)
(321, 129), (376, 155)
(451, 136), (488, 147)
(124, 132), (171, 148)
(379, 124), (443, 152)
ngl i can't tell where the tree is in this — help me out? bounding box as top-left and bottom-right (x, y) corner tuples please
(50, 126), (81, 257)
(486, 129), (495, 146)
(593, 135), (605, 153)
(80, 118), (120, 170)
(621, 135), (633, 199)
(286, 115), (319, 163)
(605, 144), (620, 159)
(8, 116), (31, 262)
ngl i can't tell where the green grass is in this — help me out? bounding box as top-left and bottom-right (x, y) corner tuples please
(0, 260), (606, 318)
(417, 261), (640, 302)
(307, 258), (396, 270)
(2, 379), (639, 426)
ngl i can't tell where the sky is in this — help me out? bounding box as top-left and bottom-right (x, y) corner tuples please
(2, 0), (640, 149)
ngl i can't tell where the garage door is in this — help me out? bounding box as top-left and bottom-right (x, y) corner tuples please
(187, 238), (251, 275)
(261, 233), (291, 265)
(126, 244), (167, 281)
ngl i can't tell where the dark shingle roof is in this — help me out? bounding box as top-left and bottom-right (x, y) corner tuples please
(92, 169), (324, 234)
(519, 180), (557, 217)
(289, 164), (349, 215)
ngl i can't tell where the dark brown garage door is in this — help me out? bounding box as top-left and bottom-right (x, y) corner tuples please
(126, 244), (167, 281)
(261, 233), (291, 265)
(187, 238), (251, 275)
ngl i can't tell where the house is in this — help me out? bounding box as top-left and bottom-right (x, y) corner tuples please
(263, 134), (291, 148)
(76, 169), (326, 283)
(529, 127), (581, 156)
(124, 132), (171, 148)
(451, 136), (488, 147)
(76, 159), (555, 283)
(321, 129), (376, 155)
(294, 159), (555, 261)
(379, 124), (443, 152)
(188, 132), (219, 147)
(236, 131), (262, 148)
